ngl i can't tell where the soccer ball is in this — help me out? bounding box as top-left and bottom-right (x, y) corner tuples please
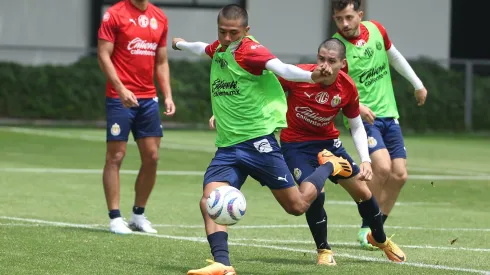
(206, 186), (247, 226)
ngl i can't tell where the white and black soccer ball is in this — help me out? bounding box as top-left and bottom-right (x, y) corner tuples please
(206, 186), (247, 226)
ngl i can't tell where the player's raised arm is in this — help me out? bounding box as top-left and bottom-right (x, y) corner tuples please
(387, 44), (427, 105)
(172, 38), (210, 57)
(265, 59), (332, 84)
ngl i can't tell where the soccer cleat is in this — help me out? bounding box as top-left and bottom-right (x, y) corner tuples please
(187, 260), (236, 275)
(357, 228), (378, 251)
(317, 249), (337, 266)
(317, 149), (352, 177)
(128, 214), (158, 233)
(109, 217), (133, 234)
(367, 232), (406, 262)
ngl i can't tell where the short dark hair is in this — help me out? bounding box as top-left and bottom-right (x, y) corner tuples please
(217, 4), (248, 27)
(331, 0), (361, 13)
(318, 38), (346, 59)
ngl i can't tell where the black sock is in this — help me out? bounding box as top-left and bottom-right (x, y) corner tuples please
(361, 218), (370, 228)
(382, 214), (388, 224)
(108, 209), (121, 219)
(357, 196), (386, 243)
(303, 162), (334, 194)
(133, 206), (145, 215)
(305, 192), (331, 250)
(207, 231), (230, 266)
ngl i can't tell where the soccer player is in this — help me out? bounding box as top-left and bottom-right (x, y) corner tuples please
(97, 0), (175, 234)
(279, 37), (406, 265)
(331, 0), (428, 249)
(172, 4), (353, 275)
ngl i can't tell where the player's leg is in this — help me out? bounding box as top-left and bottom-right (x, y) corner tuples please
(337, 175), (406, 262)
(358, 120), (391, 247)
(281, 142), (334, 265)
(103, 97), (135, 234)
(377, 119), (408, 219)
(188, 147), (245, 275)
(128, 98), (163, 233)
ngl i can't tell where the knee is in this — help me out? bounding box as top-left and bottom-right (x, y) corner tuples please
(391, 170), (408, 186)
(285, 203), (307, 216)
(374, 163), (391, 180)
(105, 150), (125, 168)
(142, 150), (159, 166)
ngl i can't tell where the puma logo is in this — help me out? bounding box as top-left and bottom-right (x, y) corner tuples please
(304, 92), (313, 98)
(277, 174), (288, 182)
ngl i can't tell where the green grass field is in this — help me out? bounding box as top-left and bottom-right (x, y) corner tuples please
(1, 126), (489, 275)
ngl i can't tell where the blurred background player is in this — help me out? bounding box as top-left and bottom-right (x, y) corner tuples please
(97, 0), (175, 234)
(279, 38), (406, 265)
(331, 0), (428, 249)
(172, 4), (352, 275)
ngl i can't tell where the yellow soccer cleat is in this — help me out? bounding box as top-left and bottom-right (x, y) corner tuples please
(317, 149), (353, 178)
(367, 232), (406, 262)
(317, 249), (337, 266)
(187, 259), (236, 275)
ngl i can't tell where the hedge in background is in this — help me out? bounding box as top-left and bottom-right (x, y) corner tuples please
(0, 56), (488, 132)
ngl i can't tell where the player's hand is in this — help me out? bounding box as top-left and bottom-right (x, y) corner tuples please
(163, 97), (176, 116)
(414, 87), (427, 106)
(358, 161), (373, 181)
(209, 115), (216, 130)
(172, 38), (185, 51)
(118, 87), (139, 108)
(360, 105), (376, 125)
(311, 64), (333, 83)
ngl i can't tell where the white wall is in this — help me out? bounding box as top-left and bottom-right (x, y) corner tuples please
(365, 0), (451, 61)
(0, 0), (90, 65)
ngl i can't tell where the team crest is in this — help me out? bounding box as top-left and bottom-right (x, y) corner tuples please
(293, 168), (302, 180)
(331, 95), (341, 107)
(150, 17), (158, 30)
(367, 136), (377, 148)
(315, 92), (329, 104)
(376, 41), (382, 51)
(138, 15), (149, 28)
(110, 123), (121, 136)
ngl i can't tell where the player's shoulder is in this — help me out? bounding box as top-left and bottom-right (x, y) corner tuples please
(296, 63), (316, 72)
(367, 20), (387, 32)
(103, 1), (127, 22)
(338, 70), (357, 88)
(240, 37), (267, 50)
(149, 4), (168, 21)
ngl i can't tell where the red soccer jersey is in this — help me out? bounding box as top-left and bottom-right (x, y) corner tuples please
(98, 0), (168, 98)
(339, 20), (392, 74)
(279, 64), (360, 142)
(204, 38), (276, 75)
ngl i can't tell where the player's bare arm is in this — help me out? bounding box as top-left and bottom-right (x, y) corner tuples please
(387, 44), (427, 106)
(172, 38), (209, 57)
(97, 39), (138, 108)
(156, 46), (175, 116)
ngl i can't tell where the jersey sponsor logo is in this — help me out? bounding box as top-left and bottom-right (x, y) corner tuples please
(211, 79), (240, 97)
(138, 15), (149, 28)
(150, 17), (158, 30)
(110, 123), (121, 136)
(359, 63), (388, 87)
(253, 138), (273, 153)
(315, 92), (329, 104)
(103, 12), (111, 22)
(293, 168), (302, 180)
(367, 136), (377, 148)
(331, 94), (341, 107)
(127, 37), (158, 56)
(250, 44), (264, 50)
(295, 106), (335, 127)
